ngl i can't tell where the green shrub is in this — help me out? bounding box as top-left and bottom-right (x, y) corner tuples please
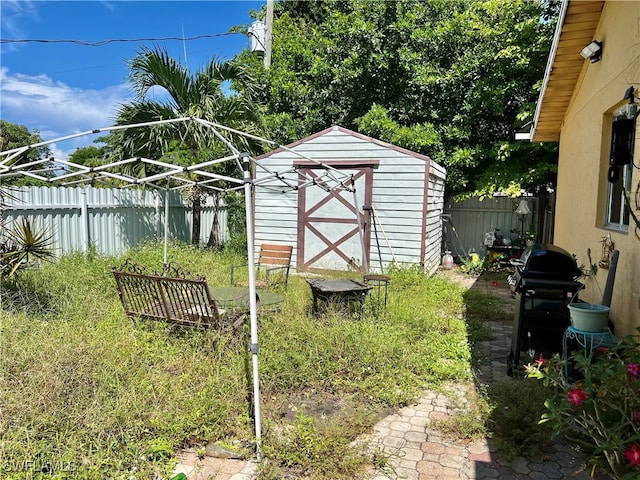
(527, 339), (640, 479)
(1, 217), (55, 278)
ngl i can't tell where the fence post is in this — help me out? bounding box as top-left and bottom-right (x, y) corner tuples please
(80, 188), (89, 255)
(155, 192), (162, 238)
(164, 187), (170, 265)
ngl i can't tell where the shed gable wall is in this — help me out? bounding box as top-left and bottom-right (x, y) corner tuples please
(254, 129), (445, 273)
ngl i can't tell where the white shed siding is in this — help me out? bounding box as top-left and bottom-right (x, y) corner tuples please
(369, 155), (427, 271)
(253, 127), (446, 273)
(425, 163), (447, 275)
(253, 154), (300, 265)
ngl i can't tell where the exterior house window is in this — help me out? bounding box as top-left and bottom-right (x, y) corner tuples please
(605, 107), (636, 230)
(605, 163), (632, 229)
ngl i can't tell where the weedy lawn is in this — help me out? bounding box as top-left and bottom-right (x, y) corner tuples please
(1, 242), (509, 479)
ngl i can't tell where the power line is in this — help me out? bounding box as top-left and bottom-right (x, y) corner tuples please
(0, 32), (244, 46)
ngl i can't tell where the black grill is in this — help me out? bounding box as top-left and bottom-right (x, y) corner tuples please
(510, 243), (582, 285)
(507, 244), (583, 375)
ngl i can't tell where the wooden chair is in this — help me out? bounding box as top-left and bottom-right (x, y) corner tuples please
(231, 244), (293, 289)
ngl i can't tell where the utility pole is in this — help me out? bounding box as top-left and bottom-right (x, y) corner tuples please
(264, 0), (274, 69)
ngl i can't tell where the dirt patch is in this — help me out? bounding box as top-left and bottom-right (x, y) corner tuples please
(262, 389), (392, 425)
(437, 266), (479, 289)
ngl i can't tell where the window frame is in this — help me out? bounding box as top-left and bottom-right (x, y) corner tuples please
(604, 109), (636, 231)
(605, 162), (632, 231)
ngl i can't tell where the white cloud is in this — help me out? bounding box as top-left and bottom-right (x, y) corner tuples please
(0, 67), (133, 156)
(48, 143), (68, 161)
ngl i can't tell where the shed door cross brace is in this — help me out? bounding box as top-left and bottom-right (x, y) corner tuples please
(304, 169), (365, 218)
(298, 167), (370, 271)
(302, 222), (361, 268)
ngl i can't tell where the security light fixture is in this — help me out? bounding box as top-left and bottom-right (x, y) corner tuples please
(623, 86), (637, 119)
(623, 86), (635, 102)
(580, 40), (602, 63)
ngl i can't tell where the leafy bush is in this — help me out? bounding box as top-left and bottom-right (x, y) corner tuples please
(459, 254), (486, 275)
(526, 339), (640, 479)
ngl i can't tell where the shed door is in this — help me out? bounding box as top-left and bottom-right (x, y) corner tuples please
(297, 166), (373, 272)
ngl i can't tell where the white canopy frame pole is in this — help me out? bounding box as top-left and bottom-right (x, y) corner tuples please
(351, 179), (369, 275)
(241, 153), (262, 459)
(164, 184), (170, 266)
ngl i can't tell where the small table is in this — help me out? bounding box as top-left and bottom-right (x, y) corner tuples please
(363, 274), (390, 312)
(306, 279), (372, 315)
(209, 286), (285, 315)
(562, 326), (614, 379)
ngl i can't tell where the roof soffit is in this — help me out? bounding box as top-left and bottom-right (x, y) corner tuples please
(531, 0), (605, 142)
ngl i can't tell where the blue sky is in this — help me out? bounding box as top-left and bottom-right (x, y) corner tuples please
(1, 0), (264, 156)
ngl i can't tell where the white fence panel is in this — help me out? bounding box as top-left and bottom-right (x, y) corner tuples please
(1, 186), (227, 257)
(443, 196), (540, 259)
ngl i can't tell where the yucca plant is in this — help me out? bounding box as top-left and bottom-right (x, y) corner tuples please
(1, 217), (55, 277)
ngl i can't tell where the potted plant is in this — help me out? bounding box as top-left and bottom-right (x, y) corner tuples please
(524, 229), (537, 247)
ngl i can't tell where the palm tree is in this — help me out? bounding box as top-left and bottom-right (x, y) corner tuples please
(113, 46), (261, 246)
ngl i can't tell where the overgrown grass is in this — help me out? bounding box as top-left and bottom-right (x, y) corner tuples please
(0, 243), (538, 479)
(436, 270), (556, 462)
(486, 379), (555, 461)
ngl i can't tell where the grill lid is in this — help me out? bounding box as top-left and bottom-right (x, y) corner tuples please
(517, 243), (581, 280)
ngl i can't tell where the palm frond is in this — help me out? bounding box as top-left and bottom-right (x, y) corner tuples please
(129, 46), (194, 107)
(114, 102), (181, 157)
(0, 186), (20, 209)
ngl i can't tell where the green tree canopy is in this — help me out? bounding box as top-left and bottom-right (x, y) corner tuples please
(68, 138), (109, 168)
(239, 0), (559, 197)
(0, 120), (52, 186)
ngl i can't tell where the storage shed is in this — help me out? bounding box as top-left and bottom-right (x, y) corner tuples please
(253, 126), (446, 275)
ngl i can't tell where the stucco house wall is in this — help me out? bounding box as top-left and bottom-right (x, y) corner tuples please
(533, 0), (640, 334)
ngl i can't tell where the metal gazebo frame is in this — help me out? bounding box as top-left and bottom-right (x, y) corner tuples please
(0, 116), (369, 458)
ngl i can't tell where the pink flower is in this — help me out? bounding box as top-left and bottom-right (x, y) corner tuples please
(535, 354), (545, 367)
(624, 444), (640, 466)
(627, 363), (640, 377)
(568, 388), (588, 406)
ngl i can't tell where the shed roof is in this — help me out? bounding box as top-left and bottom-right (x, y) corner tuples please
(257, 125), (433, 163)
(531, 0), (605, 142)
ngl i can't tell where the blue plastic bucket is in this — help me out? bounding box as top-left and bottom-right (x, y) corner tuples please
(568, 303), (610, 332)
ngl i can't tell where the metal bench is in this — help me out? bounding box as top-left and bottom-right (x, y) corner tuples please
(112, 260), (245, 331)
